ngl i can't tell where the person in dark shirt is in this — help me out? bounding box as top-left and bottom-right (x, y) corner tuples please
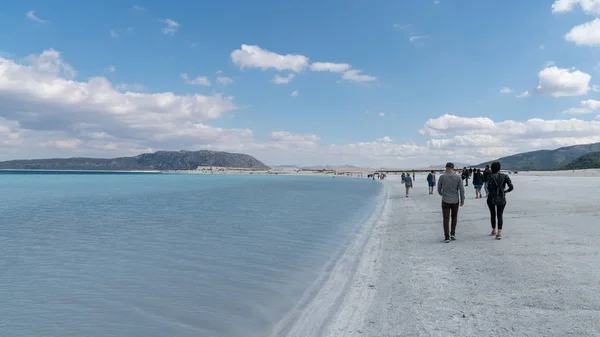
(487, 162), (514, 240)
(482, 165), (491, 197)
(472, 168), (484, 199)
(461, 167), (469, 186)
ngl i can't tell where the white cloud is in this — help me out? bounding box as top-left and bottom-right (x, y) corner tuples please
(565, 18), (600, 46)
(552, 0), (600, 15)
(310, 62), (351, 73)
(271, 73), (296, 85)
(409, 35), (428, 42)
(582, 99), (600, 110)
(517, 91), (531, 98)
(217, 77), (234, 86)
(110, 30), (118, 38)
(106, 65), (116, 73)
(563, 107), (594, 114)
(291, 90), (299, 97)
(26, 10), (50, 24)
(0, 49), (242, 157)
(231, 45), (309, 73)
(378, 112), (385, 117)
(418, 114), (600, 163)
(181, 73), (211, 86)
(393, 24), (412, 30)
(540, 44), (545, 49)
(535, 66), (591, 97)
(133, 5), (146, 11)
(544, 60), (556, 67)
(342, 69), (376, 82)
(500, 87), (512, 94)
(377, 136), (393, 142)
(231, 45), (375, 83)
(160, 19), (180, 35)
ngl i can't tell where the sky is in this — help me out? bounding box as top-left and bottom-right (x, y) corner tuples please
(1, 0), (600, 167)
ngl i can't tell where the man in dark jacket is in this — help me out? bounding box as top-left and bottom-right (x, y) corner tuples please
(461, 167), (469, 186)
(482, 165), (491, 197)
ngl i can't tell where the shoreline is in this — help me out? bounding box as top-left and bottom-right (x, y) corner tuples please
(271, 180), (390, 337)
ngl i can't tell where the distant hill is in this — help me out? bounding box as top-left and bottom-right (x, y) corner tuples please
(478, 143), (600, 170)
(562, 152), (600, 170)
(0, 150), (270, 171)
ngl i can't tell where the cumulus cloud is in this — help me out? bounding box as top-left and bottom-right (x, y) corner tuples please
(517, 91), (531, 98)
(535, 66), (591, 97)
(217, 76), (234, 85)
(181, 73), (211, 86)
(552, 0), (600, 15)
(231, 45), (375, 83)
(160, 19), (180, 35)
(342, 69), (376, 82)
(231, 45), (309, 73)
(291, 90), (299, 97)
(271, 73), (296, 85)
(310, 62), (351, 73)
(500, 87), (512, 94)
(106, 65), (116, 73)
(0, 49), (243, 155)
(419, 114), (600, 164)
(564, 18), (600, 46)
(26, 10), (50, 23)
(582, 99), (600, 110)
(377, 136), (393, 142)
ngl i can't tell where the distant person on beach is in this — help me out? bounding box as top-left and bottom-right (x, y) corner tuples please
(404, 173), (413, 197)
(437, 163), (465, 243)
(461, 167), (469, 186)
(401, 172), (406, 183)
(426, 170), (436, 195)
(487, 162), (514, 240)
(473, 169), (484, 199)
(483, 165), (491, 197)
(412, 171), (416, 181)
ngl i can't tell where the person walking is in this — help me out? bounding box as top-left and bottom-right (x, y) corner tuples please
(426, 170), (436, 195)
(461, 167), (469, 186)
(487, 162), (514, 240)
(483, 165), (491, 197)
(404, 173), (413, 197)
(437, 162), (465, 243)
(401, 172), (406, 183)
(472, 168), (484, 199)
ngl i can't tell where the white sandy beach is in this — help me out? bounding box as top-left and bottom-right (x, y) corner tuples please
(322, 171), (600, 337)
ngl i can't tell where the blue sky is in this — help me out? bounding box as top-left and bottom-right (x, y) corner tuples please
(1, 0), (600, 166)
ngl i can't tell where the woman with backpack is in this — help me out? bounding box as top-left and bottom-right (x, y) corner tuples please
(486, 162), (514, 240)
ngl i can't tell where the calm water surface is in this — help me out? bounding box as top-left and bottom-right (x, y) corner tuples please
(0, 173), (382, 337)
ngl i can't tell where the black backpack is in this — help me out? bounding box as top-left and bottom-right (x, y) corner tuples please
(490, 174), (506, 205)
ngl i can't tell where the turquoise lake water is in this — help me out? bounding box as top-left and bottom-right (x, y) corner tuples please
(0, 173), (383, 337)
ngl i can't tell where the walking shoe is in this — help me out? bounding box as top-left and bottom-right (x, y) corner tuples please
(444, 239), (450, 243)
(496, 233), (502, 240)
(450, 235), (456, 241)
(491, 229), (496, 236)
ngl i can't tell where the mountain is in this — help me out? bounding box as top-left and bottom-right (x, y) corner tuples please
(478, 143), (600, 170)
(0, 150), (270, 171)
(562, 152), (600, 170)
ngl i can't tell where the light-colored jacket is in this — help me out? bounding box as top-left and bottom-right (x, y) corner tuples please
(437, 172), (465, 204)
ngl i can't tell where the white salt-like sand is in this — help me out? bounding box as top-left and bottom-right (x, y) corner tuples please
(322, 171), (600, 337)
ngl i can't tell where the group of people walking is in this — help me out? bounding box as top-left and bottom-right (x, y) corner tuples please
(433, 162), (514, 242)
